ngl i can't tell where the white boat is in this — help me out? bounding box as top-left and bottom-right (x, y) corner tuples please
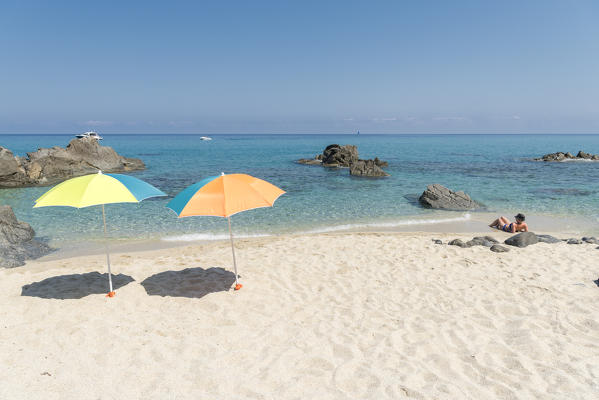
(76, 131), (103, 140)
(200, 136), (212, 141)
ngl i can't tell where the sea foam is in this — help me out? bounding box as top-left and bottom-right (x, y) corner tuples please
(300, 214), (472, 234)
(161, 214), (471, 241)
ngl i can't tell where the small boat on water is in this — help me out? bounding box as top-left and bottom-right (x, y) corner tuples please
(200, 136), (212, 141)
(76, 131), (103, 140)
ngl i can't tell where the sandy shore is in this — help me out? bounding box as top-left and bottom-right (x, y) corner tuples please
(1, 232), (599, 399)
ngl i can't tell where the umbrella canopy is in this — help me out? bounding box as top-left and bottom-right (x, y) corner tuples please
(34, 172), (165, 208)
(166, 173), (285, 290)
(34, 171), (166, 297)
(167, 173), (285, 217)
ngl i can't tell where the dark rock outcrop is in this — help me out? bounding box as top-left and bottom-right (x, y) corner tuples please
(504, 232), (538, 248)
(418, 184), (481, 210)
(349, 159), (390, 177)
(537, 234), (561, 244)
(567, 238), (583, 245)
(467, 236), (499, 248)
(0, 138), (145, 188)
(0, 206), (52, 268)
(534, 151), (599, 162)
(297, 144), (389, 177)
(322, 144), (359, 167)
(448, 236), (509, 252)
(490, 244), (510, 253)
(448, 239), (469, 248)
(432, 239), (442, 244)
(582, 236), (599, 244)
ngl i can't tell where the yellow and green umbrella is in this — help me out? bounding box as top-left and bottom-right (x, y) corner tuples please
(166, 173), (285, 290)
(34, 171), (166, 297)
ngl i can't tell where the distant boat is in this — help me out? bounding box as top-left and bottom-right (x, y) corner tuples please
(76, 131), (103, 140)
(200, 136), (212, 141)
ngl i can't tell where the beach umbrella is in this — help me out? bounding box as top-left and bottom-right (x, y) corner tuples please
(166, 173), (285, 290)
(34, 171), (166, 297)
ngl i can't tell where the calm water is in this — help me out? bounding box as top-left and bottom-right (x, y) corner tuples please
(1, 134), (599, 244)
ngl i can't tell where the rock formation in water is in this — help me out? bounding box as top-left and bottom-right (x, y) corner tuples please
(349, 159), (390, 177)
(418, 184), (480, 210)
(0, 137), (145, 188)
(534, 151), (599, 162)
(297, 144), (389, 177)
(0, 206), (52, 268)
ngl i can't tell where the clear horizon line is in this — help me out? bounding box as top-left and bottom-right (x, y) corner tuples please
(1, 132), (599, 136)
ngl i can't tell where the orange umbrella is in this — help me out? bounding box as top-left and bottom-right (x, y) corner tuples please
(166, 173), (285, 290)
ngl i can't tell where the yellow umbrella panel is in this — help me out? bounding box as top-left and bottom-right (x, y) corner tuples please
(34, 171), (166, 296)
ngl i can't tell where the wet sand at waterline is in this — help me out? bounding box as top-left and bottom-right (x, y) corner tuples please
(1, 232), (598, 399)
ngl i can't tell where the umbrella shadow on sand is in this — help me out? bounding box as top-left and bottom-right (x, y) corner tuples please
(21, 272), (135, 299)
(140, 267), (236, 298)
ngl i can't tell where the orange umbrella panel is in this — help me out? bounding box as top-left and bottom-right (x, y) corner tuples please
(166, 174), (285, 218)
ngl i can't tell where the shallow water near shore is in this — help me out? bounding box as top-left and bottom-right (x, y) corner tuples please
(1, 133), (599, 247)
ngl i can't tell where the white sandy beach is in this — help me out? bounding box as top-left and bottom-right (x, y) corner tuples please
(1, 232), (599, 399)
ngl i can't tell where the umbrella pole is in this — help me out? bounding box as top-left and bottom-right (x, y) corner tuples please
(102, 204), (115, 297)
(227, 216), (242, 290)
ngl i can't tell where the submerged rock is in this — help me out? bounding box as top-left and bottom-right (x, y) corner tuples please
(504, 232), (538, 248)
(0, 206), (52, 268)
(418, 184), (481, 210)
(0, 138), (145, 188)
(296, 158), (322, 165)
(349, 159), (390, 177)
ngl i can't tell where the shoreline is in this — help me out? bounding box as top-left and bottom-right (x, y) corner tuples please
(37, 211), (598, 261)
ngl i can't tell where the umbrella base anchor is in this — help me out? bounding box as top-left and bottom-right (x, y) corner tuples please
(106, 291), (116, 298)
(234, 284), (243, 291)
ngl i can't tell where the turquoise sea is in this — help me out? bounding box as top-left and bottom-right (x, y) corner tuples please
(1, 134), (599, 246)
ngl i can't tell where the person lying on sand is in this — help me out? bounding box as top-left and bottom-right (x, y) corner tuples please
(489, 213), (528, 233)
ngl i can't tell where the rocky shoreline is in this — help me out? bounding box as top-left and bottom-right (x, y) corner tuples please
(0, 137), (145, 188)
(0, 205), (52, 268)
(438, 232), (599, 253)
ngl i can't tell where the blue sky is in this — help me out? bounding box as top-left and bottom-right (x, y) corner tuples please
(1, 0), (598, 134)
